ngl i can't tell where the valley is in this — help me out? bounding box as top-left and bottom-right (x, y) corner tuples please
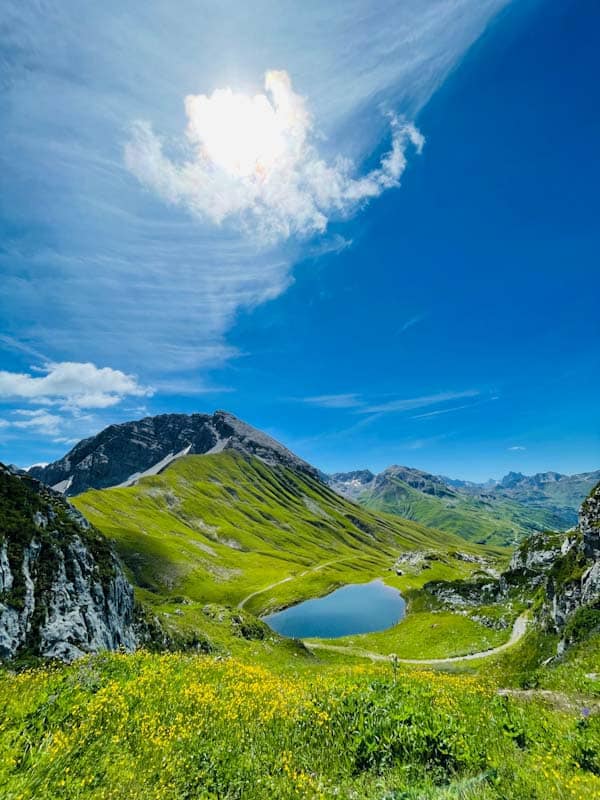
(71, 448), (504, 659)
(327, 466), (599, 546)
(0, 413), (598, 799)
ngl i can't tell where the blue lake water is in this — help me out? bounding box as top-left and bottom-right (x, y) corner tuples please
(262, 579), (405, 639)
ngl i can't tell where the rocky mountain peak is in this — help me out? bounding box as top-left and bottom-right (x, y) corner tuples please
(28, 411), (318, 496)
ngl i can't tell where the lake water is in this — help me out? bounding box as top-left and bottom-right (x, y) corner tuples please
(262, 579), (405, 639)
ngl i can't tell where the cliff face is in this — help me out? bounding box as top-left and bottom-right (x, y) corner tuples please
(544, 483), (600, 641)
(423, 483), (600, 651)
(505, 482), (600, 645)
(0, 465), (137, 661)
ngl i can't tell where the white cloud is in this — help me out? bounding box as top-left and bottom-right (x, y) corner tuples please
(0, 362), (153, 409)
(1, 0), (510, 376)
(361, 390), (480, 414)
(399, 314), (425, 333)
(508, 445), (526, 451)
(11, 410), (63, 436)
(302, 393), (364, 409)
(125, 70), (424, 243)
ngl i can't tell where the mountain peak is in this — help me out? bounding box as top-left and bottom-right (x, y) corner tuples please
(28, 411), (317, 496)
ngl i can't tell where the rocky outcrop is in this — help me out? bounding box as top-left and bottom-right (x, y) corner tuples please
(28, 411), (318, 496)
(327, 470), (375, 500)
(580, 486), (600, 560)
(418, 485), (600, 648)
(0, 464), (138, 661)
(542, 484), (600, 634)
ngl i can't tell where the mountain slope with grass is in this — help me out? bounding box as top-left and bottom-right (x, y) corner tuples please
(328, 465), (598, 546)
(2, 439), (599, 798)
(72, 451), (501, 651)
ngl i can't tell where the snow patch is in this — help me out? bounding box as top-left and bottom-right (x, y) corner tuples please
(115, 444), (192, 488)
(52, 476), (73, 494)
(205, 435), (230, 455)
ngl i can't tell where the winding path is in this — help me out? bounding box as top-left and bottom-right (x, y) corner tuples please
(236, 558), (352, 610)
(305, 612), (530, 664)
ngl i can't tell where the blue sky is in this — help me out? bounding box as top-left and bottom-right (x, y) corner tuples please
(1, 0), (598, 481)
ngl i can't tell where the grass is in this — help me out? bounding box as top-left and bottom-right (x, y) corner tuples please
(0, 650), (598, 799)
(358, 475), (572, 546)
(2, 453), (599, 798)
(72, 452), (502, 653)
(314, 611), (508, 659)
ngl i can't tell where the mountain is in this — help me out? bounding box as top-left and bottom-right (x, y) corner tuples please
(71, 450), (497, 647)
(463, 469), (600, 525)
(327, 465), (599, 546)
(0, 464), (137, 661)
(28, 411), (317, 496)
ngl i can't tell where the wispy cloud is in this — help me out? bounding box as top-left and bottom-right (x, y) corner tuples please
(126, 71), (424, 243)
(302, 393), (364, 409)
(398, 314), (425, 334)
(1, 0), (510, 382)
(411, 395), (498, 419)
(508, 445), (526, 451)
(11, 410), (63, 437)
(360, 390), (480, 414)
(297, 388), (485, 417)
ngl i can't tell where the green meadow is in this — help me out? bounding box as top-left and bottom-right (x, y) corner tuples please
(1, 454), (598, 799)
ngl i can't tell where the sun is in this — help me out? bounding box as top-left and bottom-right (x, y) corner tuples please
(185, 81), (289, 179)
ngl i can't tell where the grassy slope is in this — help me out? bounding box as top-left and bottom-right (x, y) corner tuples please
(1, 651), (598, 800)
(358, 476), (563, 546)
(3, 454), (599, 798)
(72, 452), (505, 656)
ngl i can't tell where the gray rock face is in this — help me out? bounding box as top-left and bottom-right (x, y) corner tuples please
(579, 486), (600, 560)
(0, 465), (137, 661)
(327, 470), (375, 500)
(542, 483), (600, 637)
(508, 532), (563, 575)
(29, 410), (317, 496)
(421, 483), (600, 648)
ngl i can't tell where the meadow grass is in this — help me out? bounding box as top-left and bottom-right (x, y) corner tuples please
(313, 611), (508, 659)
(0, 650), (598, 799)
(72, 453), (502, 654)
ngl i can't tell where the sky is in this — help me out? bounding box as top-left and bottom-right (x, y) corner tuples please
(1, 0), (598, 481)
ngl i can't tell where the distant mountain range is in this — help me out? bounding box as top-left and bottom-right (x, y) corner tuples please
(26, 411), (598, 548)
(326, 466), (600, 546)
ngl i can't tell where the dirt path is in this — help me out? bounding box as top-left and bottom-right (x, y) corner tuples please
(236, 558), (351, 610)
(306, 612), (530, 664)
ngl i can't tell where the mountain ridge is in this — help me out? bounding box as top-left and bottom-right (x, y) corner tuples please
(29, 411), (317, 496)
(327, 465), (600, 545)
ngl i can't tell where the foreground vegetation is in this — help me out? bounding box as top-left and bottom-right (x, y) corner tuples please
(1, 646), (598, 800)
(2, 457), (597, 798)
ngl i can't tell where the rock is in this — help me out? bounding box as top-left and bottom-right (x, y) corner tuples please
(0, 464), (138, 662)
(28, 410), (318, 496)
(542, 482), (600, 640)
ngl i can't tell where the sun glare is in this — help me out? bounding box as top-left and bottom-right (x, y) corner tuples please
(185, 83), (288, 179)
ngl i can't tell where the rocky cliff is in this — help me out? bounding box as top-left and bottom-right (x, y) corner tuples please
(29, 411), (318, 496)
(0, 464), (138, 661)
(542, 482), (600, 645)
(423, 483), (600, 650)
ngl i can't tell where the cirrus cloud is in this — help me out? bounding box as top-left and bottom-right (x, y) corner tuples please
(125, 70), (424, 243)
